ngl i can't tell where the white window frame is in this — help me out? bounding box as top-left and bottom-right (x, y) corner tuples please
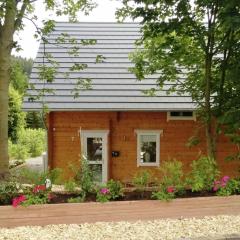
(135, 130), (162, 167)
(167, 111), (196, 121)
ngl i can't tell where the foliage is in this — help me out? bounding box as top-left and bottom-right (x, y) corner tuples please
(152, 190), (175, 202)
(214, 177), (240, 196)
(8, 86), (26, 142)
(0, 179), (21, 205)
(8, 128), (46, 160)
(186, 156), (220, 192)
(67, 194), (85, 203)
(10, 59), (28, 95)
(96, 187), (111, 203)
(106, 179), (124, 200)
(152, 160), (185, 201)
(8, 139), (29, 161)
(15, 168), (62, 185)
(132, 170), (152, 192)
(11, 56), (33, 77)
(21, 184), (50, 206)
(64, 179), (78, 192)
(70, 157), (95, 194)
(117, 0), (240, 159)
(26, 112), (44, 129)
(0, 0), (97, 179)
(157, 160), (185, 194)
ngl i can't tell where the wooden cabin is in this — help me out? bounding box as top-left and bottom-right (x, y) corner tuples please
(23, 22), (239, 182)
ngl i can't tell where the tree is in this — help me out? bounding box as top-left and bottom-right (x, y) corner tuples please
(8, 83), (26, 143)
(117, 0), (240, 159)
(0, 0), (96, 180)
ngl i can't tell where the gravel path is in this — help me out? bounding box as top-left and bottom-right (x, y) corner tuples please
(1, 215), (240, 240)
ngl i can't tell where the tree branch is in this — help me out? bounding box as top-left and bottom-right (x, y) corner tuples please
(14, 0), (28, 30)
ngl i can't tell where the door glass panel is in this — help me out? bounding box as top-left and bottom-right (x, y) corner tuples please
(87, 137), (102, 161)
(89, 164), (102, 182)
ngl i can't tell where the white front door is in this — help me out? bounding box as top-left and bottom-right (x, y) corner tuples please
(81, 130), (109, 183)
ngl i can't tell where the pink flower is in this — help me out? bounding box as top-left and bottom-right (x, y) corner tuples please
(213, 186), (219, 192)
(214, 180), (221, 185)
(222, 176), (230, 183)
(100, 188), (109, 195)
(167, 186), (175, 193)
(33, 185), (46, 193)
(12, 195), (26, 207)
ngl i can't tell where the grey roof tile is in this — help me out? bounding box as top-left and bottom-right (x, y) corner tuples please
(23, 22), (195, 111)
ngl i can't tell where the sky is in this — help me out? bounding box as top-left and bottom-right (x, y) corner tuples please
(14, 0), (124, 59)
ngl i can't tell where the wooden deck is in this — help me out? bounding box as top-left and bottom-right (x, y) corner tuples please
(0, 195), (240, 228)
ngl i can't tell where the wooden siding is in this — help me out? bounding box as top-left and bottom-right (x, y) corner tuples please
(48, 111), (239, 181)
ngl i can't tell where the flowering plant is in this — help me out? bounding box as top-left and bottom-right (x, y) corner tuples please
(167, 186), (175, 193)
(213, 176), (240, 196)
(20, 184), (51, 206)
(213, 176), (230, 192)
(96, 187), (111, 203)
(12, 195), (27, 207)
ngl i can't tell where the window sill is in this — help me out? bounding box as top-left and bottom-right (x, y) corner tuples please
(137, 162), (159, 167)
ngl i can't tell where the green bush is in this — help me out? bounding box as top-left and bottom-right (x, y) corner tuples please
(215, 178), (240, 196)
(133, 170), (152, 191)
(64, 179), (78, 192)
(152, 160), (185, 201)
(68, 195), (85, 203)
(69, 157), (96, 194)
(8, 139), (29, 160)
(8, 128), (46, 160)
(186, 156), (220, 192)
(16, 168), (63, 185)
(107, 179), (124, 200)
(158, 159), (185, 192)
(0, 179), (21, 205)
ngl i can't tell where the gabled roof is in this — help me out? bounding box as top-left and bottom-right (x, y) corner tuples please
(23, 22), (195, 111)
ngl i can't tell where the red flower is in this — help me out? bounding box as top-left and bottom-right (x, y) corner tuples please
(33, 185), (46, 193)
(167, 186), (175, 193)
(12, 195), (26, 207)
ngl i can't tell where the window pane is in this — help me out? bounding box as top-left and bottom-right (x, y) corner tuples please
(140, 135), (156, 163)
(170, 111), (193, 117)
(89, 164), (102, 182)
(87, 137), (102, 161)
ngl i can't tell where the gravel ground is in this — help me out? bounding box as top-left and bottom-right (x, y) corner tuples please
(1, 215), (240, 240)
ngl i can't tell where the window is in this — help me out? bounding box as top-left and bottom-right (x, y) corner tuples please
(135, 130), (162, 167)
(167, 111), (196, 121)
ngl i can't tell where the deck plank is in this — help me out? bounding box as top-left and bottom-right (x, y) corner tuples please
(0, 196), (240, 228)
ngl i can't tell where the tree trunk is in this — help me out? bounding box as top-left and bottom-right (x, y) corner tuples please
(204, 55), (216, 159)
(0, 0), (16, 180)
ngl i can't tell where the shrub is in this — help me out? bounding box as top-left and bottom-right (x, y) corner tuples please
(64, 179), (78, 192)
(107, 179), (124, 200)
(8, 128), (46, 160)
(186, 156), (219, 192)
(133, 170), (152, 191)
(71, 157), (96, 194)
(152, 190), (175, 202)
(96, 187), (111, 203)
(214, 177), (240, 196)
(152, 160), (185, 201)
(0, 179), (21, 205)
(9, 139), (29, 160)
(16, 168), (63, 185)
(21, 184), (51, 206)
(158, 159), (185, 194)
(68, 195), (85, 203)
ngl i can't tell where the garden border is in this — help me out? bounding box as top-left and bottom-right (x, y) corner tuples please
(1, 195), (240, 228)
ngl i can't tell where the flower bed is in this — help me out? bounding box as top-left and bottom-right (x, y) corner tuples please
(1, 156), (240, 207)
